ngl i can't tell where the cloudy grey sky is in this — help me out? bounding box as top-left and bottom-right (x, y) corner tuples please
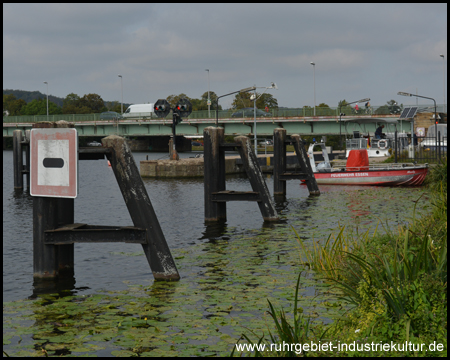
(3, 3), (447, 109)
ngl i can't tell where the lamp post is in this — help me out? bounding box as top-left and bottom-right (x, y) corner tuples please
(398, 91), (437, 158)
(310, 62), (316, 116)
(118, 75), (123, 114)
(339, 97), (370, 151)
(252, 82), (278, 155)
(215, 86), (256, 127)
(253, 86), (257, 154)
(205, 69), (210, 118)
(440, 54), (445, 113)
(43, 81), (49, 121)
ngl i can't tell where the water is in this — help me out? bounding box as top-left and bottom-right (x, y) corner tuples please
(3, 149), (430, 303)
(3, 150), (303, 302)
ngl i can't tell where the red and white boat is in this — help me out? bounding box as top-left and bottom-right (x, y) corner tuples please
(306, 143), (428, 186)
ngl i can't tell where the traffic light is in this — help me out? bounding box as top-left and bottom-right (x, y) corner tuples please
(154, 99), (171, 118)
(173, 98), (192, 118)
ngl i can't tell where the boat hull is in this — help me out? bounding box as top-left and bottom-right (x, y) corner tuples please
(311, 167), (428, 186)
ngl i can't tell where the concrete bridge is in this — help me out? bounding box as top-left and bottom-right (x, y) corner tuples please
(3, 114), (410, 138)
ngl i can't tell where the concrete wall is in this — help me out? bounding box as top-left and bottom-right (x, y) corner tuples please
(140, 157), (244, 178)
(139, 153), (321, 178)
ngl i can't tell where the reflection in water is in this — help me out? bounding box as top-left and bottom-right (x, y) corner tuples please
(31, 276), (77, 300)
(12, 188), (33, 213)
(200, 220), (228, 241)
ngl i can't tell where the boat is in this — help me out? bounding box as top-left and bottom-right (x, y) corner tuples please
(304, 142), (428, 186)
(343, 118), (410, 158)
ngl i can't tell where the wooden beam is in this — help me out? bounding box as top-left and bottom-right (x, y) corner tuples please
(102, 135), (180, 281)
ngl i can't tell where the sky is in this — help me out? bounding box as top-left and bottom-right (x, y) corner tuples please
(3, 3), (447, 110)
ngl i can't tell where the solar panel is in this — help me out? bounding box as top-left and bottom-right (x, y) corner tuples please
(407, 106), (418, 118)
(399, 107), (418, 119)
(399, 108), (410, 119)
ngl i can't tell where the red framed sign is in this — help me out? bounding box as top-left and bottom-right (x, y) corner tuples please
(30, 128), (78, 198)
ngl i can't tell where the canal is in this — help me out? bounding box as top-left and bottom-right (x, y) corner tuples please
(3, 149), (432, 356)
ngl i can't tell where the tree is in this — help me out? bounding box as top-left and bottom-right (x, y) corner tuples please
(386, 99), (402, 115)
(3, 94), (26, 116)
(337, 100), (354, 116)
(111, 102), (123, 113)
(200, 91), (221, 111)
(386, 99), (397, 107)
(62, 93), (81, 114)
(189, 98), (203, 111)
(258, 93), (278, 109)
(79, 93), (106, 113)
(21, 98), (62, 115)
(166, 93), (191, 108)
(231, 92), (252, 109)
(231, 92), (278, 110)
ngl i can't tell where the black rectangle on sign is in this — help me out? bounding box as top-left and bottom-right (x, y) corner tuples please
(43, 158), (64, 168)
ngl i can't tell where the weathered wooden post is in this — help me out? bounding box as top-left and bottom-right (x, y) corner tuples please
(204, 127), (226, 221)
(102, 135), (180, 281)
(273, 128), (287, 195)
(13, 130), (23, 189)
(32, 121), (76, 278)
(54, 121), (75, 276)
(234, 136), (278, 221)
(24, 130), (31, 189)
(291, 134), (320, 196)
(33, 194), (59, 278)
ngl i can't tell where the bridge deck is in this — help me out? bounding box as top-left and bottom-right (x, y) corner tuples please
(3, 115), (410, 137)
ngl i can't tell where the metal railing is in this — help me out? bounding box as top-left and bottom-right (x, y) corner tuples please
(3, 104), (446, 123)
(392, 134), (447, 163)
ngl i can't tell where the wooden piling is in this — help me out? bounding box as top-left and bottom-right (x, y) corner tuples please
(204, 127), (226, 221)
(273, 128), (287, 195)
(24, 130), (31, 189)
(102, 135), (180, 281)
(32, 121), (76, 278)
(291, 134), (320, 196)
(33, 196), (59, 278)
(234, 136), (278, 222)
(13, 130), (23, 189)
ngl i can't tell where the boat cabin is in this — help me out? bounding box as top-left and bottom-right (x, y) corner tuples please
(343, 118), (409, 158)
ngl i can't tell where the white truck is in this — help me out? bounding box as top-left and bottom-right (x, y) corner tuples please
(122, 103), (154, 119)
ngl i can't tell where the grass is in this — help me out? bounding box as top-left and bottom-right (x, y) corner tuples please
(235, 158), (447, 357)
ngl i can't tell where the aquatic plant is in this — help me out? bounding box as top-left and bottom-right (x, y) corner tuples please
(234, 166), (446, 356)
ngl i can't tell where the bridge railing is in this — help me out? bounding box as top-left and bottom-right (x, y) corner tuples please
(2, 113), (102, 123)
(3, 104), (445, 123)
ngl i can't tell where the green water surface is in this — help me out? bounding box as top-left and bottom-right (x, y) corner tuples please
(3, 186), (431, 356)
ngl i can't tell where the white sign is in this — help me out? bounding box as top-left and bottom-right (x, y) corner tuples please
(30, 128), (78, 198)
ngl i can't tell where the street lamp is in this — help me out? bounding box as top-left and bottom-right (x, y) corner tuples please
(205, 69), (210, 118)
(310, 62), (316, 116)
(252, 82), (278, 155)
(440, 54), (445, 113)
(398, 91), (438, 158)
(118, 75), (123, 114)
(339, 97), (370, 151)
(43, 81), (49, 121)
(215, 86), (256, 127)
